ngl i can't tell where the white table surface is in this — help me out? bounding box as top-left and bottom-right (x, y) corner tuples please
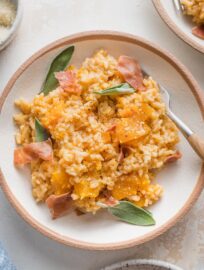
(0, 1), (204, 269)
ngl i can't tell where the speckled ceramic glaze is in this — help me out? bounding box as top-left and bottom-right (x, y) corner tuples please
(101, 259), (183, 270)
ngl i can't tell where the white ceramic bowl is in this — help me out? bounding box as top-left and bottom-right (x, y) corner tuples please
(101, 259), (183, 270)
(153, 0), (204, 54)
(0, 0), (22, 51)
(0, 31), (204, 250)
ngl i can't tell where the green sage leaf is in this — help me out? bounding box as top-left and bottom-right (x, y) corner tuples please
(94, 83), (135, 96)
(35, 118), (50, 142)
(41, 46), (75, 95)
(108, 201), (155, 226)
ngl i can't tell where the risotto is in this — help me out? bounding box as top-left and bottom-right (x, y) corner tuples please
(182, 0), (204, 25)
(181, 0), (204, 39)
(13, 49), (181, 220)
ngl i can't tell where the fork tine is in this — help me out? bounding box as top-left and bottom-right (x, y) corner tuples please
(142, 68), (171, 107)
(159, 84), (170, 98)
(158, 85), (171, 109)
(173, 0), (181, 12)
(173, 0), (184, 13)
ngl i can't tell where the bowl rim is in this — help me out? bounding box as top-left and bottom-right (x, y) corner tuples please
(101, 259), (183, 270)
(152, 0), (204, 54)
(0, 0), (23, 51)
(0, 30), (204, 250)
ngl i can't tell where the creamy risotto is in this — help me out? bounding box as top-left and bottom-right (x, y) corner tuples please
(13, 49), (181, 219)
(182, 0), (204, 25)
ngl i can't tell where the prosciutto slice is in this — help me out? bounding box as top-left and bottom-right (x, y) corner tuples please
(192, 26), (204, 40)
(55, 70), (81, 94)
(14, 139), (53, 166)
(106, 124), (116, 132)
(104, 196), (119, 207)
(165, 151), (182, 163)
(117, 55), (145, 91)
(46, 193), (72, 219)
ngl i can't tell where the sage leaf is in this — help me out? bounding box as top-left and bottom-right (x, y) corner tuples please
(94, 83), (135, 96)
(41, 46), (75, 95)
(35, 118), (50, 142)
(108, 201), (155, 226)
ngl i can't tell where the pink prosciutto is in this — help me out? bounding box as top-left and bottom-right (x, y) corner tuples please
(106, 124), (116, 132)
(104, 196), (119, 207)
(55, 70), (81, 94)
(46, 193), (72, 219)
(14, 139), (53, 166)
(192, 26), (204, 40)
(117, 55), (145, 91)
(165, 151), (182, 163)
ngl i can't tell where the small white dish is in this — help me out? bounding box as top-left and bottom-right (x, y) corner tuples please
(0, 31), (204, 250)
(101, 259), (183, 270)
(153, 0), (204, 54)
(0, 0), (22, 51)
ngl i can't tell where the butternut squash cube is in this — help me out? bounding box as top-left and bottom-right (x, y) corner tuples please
(119, 103), (154, 121)
(112, 176), (139, 200)
(115, 118), (150, 143)
(51, 167), (71, 195)
(102, 131), (111, 143)
(74, 179), (103, 199)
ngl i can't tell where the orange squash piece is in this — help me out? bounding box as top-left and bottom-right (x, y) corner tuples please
(42, 101), (65, 129)
(112, 175), (150, 201)
(112, 176), (139, 200)
(102, 131), (111, 143)
(51, 167), (71, 195)
(115, 118), (150, 144)
(74, 179), (103, 199)
(119, 103), (154, 121)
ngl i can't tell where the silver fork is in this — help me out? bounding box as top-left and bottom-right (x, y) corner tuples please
(173, 0), (184, 13)
(143, 69), (204, 160)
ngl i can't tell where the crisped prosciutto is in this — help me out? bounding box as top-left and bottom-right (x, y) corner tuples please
(192, 26), (204, 40)
(106, 124), (116, 132)
(55, 70), (81, 94)
(104, 196), (119, 207)
(14, 147), (35, 165)
(165, 151), (182, 163)
(14, 139), (53, 166)
(117, 55), (145, 91)
(46, 193), (72, 219)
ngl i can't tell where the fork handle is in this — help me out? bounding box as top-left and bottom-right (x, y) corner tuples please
(188, 134), (204, 160)
(167, 111), (204, 160)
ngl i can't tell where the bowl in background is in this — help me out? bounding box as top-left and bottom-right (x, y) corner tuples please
(0, 0), (22, 51)
(153, 0), (204, 54)
(101, 259), (183, 270)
